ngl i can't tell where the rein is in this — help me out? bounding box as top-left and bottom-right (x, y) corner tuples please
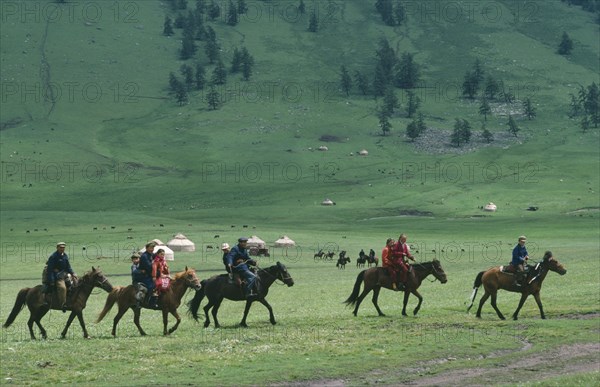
(256, 266), (288, 286)
(412, 262), (440, 283)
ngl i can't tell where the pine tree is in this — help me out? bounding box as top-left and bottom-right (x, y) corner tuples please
(396, 52), (419, 89)
(298, 0), (306, 14)
(195, 63), (206, 90)
(558, 31), (574, 55)
(568, 93), (583, 118)
(383, 87), (399, 115)
(462, 70), (479, 99)
(180, 64), (195, 91)
(340, 65), (352, 96)
(584, 82), (599, 127)
(206, 85), (220, 110)
(479, 96), (491, 121)
(372, 64), (388, 97)
(523, 97), (536, 120)
(237, 0), (248, 14)
(406, 120), (420, 140)
(580, 115), (590, 133)
(226, 0), (238, 25)
(481, 123), (494, 143)
(394, 0), (406, 25)
(354, 71), (369, 96)
(168, 72), (180, 95)
(507, 115), (520, 137)
(308, 11), (318, 32)
(417, 112), (426, 132)
(230, 47), (242, 73)
(204, 27), (220, 64)
(208, 0), (220, 20)
(377, 107), (392, 136)
(484, 76), (499, 100)
(174, 81), (188, 106)
(406, 90), (420, 118)
(211, 60), (227, 85)
(451, 119), (463, 147)
(461, 119), (472, 143)
(180, 33), (196, 60)
(163, 16), (175, 36)
(240, 47), (254, 81)
(473, 58), (484, 86)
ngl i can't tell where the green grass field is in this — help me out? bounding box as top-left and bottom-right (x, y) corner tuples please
(1, 0), (598, 385)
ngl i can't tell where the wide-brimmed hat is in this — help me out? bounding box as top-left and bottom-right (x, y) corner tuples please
(56, 242), (66, 247)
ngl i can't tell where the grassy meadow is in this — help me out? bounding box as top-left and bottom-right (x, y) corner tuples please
(0, 0), (599, 385)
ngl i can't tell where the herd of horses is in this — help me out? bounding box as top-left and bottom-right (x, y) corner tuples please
(2, 252), (566, 339)
(315, 249), (379, 269)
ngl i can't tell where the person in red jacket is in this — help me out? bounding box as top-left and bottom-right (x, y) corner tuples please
(381, 238), (399, 290)
(391, 234), (415, 290)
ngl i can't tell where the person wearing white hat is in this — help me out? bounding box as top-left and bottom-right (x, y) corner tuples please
(45, 242), (77, 312)
(221, 243), (233, 282)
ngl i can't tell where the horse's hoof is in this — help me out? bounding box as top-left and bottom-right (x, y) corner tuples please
(541, 316), (546, 320)
(239, 323), (248, 328)
(476, 315), (481, 319)
(270, 320), (277, 325)
(500, 316), (506, 320)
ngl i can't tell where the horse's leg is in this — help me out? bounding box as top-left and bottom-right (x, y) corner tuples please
(27, 315), (37, 340)
(60, 311), (78, 339)
(167, 309), (181, 335)
(132, 307), (147, 336)
(240, 300), (253, 327)
(489, 292), (505, 320)
(259, 299), (276, 325)
(512, 292), (530, 320)
(74, 312), (91, 339)
(210, 298), (224, 329)
(475, 292), (490, 318)
(203, 302), (212, 328)
(411, 290), (423, 316)
(371, 287), (385, 316)
(532, 292), (545, 319)
(110, 303), (132, 336)
(401, 290), (410, 316)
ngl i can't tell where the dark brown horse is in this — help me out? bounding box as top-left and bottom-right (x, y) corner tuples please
(345, 260), (447, 316)
(467, 251), (566, 320)
(188, 262), (294, 328)
(96, 267), (201, 336)
(3, 267), (113, 339)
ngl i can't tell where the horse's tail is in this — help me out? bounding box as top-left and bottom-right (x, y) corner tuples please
(96, 286), (122, 323)
(187, 280), (206, 322)
(3, 288), (30, 328)
(344, 270), (365, 306)
(466, 271), (485, 312)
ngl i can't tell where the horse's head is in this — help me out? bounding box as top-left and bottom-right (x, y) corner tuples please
(542, 251), (567, 275)
(276, 262), (294, 287)
(181, 266), (202, 291)
(88, 266), (113, 292)
(431, 259), (448, 283)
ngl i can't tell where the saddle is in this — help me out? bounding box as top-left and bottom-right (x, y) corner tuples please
(500, 264), (531, 274)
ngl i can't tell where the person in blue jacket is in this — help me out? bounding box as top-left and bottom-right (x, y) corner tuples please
(45, 242), (77, 312)
(225, 237), (258, 298)
(130, 252), (147, 308)
(511, 235), (529, 287)
(139, 242), (158, 307)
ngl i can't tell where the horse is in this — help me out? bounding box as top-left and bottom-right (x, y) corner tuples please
(96, 267), (201, 336)
(336, 256), (351, 269)
(467, 251), (566, 320)
(3, 267), (113, 339)
(325, 251), (336, 260)
(356, 252), (367, 268)
(314, 250), (325, 261)
(344, 260), (447, 317)
(188, 262), (294, 328)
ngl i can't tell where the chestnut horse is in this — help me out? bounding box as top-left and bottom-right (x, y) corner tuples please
(3, 267), (113, 339)
(467, 251), (566, 320)
(96, 267), (201, 336)
(345, 260), (447, 316)
(188, 262), (294, 328)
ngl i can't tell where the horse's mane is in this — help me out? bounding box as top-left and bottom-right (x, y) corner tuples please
(173, 267), (195, 280)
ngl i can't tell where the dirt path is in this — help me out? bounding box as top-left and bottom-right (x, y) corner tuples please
(272, 342), (599, 386)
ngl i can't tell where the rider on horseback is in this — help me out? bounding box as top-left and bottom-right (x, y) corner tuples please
(381, 238), (399, 290)
(139, 242), (159, 308)
(44, 242), (77, 312)
(511, 236), (529, 287)
(391, 234), (415, 291)
(130, 252), (147, 308)
(225, 237), (258, 299)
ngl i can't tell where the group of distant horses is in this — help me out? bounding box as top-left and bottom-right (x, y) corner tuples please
(315, 249), (379, 269)
(2, 251), (566, 340)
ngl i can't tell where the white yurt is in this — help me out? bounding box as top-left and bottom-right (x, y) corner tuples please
(274, 235), (296, 247)
(247, 235), (266, 249)
(139, 242), (175, 261)
(321, 198), (335, 206)
(483, 202), (497, 212)
(359, 149), (369, 156)
(167, 233), (196, 252)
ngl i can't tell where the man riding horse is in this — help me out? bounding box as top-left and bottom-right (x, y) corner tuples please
(44, 242), (78, 312)
(225, 237), (258, 299)
(390, 234), (415, 290)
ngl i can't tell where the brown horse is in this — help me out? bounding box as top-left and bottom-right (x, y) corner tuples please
(188, 262), (294, 328)
(345, 260), (447, 316)
(467, 251), (566, 320)
(96, 267), (201, 336)
(3, 267), (113, 339)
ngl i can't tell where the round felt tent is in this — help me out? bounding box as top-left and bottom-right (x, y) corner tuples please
(167, 233), (196, 252)
(274, 235), (296, 247)
(139, 242), (175, 261)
